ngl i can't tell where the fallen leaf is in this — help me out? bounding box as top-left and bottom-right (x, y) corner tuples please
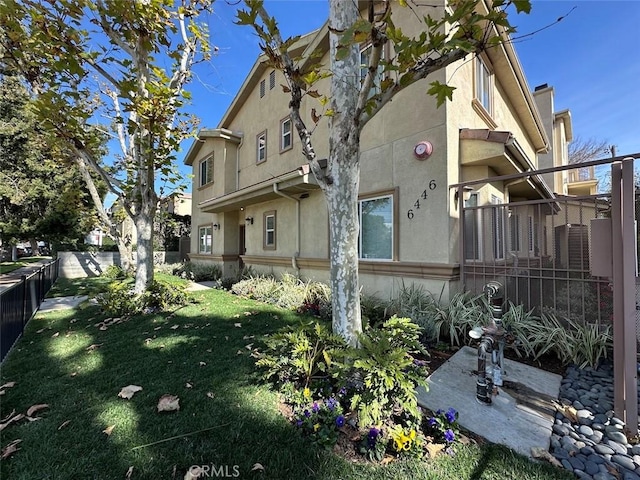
(1, 410), (16, 423)
(426, 443), (446, 458)
(184, 466), (202, 480)
(224, 336), (229, 341)
(26, 404), (49, 417)
(0, 382), (16, 390)
(531, 447), (562, 467)
(170, 324), (179, 330)
(242, 335), (255, 340)
(70, 372), (78, 377)
(154, 326), (161, 331)
(233, 314), (240, 318)
(206, 392), (215, 399)
(99, 325), (108, 331)
(251, 463), (265, 472)
(381, 455), (394, 465)
(243, 311), (253, 316)
(236, 350), (243, 355)
(157, 394), (180, 412)
(86, 343), (103, 351)
(1, 439), (21, 459)
(118, 385), (143, 400)
(103, 424), (115, 436)
(234, 323), (242, 328)
(125, 466), (134, 479)
(36, 328), (45, 333)
(185, 382), (193, 389)
(206, 349), (212, 353)
(0, 413), (25, 431)
(51, 332), (59, 338)
(58, 420), (71, 430)
(245, 343), (254, 350)
(199, 361), (206, 367)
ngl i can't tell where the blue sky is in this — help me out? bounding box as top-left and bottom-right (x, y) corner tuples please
(177, 0), (640, 189)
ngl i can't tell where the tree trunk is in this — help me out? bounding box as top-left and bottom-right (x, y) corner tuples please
(326, 0), (362, 346)
(29, 238), (38, 256)
(116, 236), (133, 272)
(133, 205), (155, 294)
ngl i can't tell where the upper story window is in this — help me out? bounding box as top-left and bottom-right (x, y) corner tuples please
(199, 154), (213, 187)
(263, 211), (276, 250)
(259, 79), (266, 98)
(475, 56), (493, 115)
(198, 225), (212, 254)
(257, 131), (267, 163)
(359, 194), (393, 260)
(280, 117), (292, 152)
(269, 70), (276, 90)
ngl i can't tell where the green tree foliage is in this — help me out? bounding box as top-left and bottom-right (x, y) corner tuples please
(0, 74), (97, 247)
(0, 0), (212, 293)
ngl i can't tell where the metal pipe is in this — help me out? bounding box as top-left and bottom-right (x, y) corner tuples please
(476, 336), (494, 404)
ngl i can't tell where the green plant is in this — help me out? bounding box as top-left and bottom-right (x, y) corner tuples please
(142, 279), (189, 312)
(96, 281), (141, 317)
(564, 318), (612, 368)
(424, 407), (460, 450)
(101, 264), (128, 280)
(346, 316), (429, 428)
(173, 261), (222, 282)
(388, 423), (424, 458)
(431, 292), (487, 346)
(293, 396), (345, 449)
(386, 282), (439, 341)
(255, 320), (347, 390)
(358, 427), (387, 462)
(499, 302), (541, 358)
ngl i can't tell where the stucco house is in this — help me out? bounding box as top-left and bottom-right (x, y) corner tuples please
(184, 2), (586, 302)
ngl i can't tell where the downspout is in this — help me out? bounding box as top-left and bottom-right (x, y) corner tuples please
(236, 134), (244, 191)
(273, 183), (300, 276)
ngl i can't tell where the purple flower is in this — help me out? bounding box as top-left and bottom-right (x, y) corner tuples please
(368, 427), (379, 439)
(444, 429), (455, 443)
(303, 409), (310, 418)
(312, 402), (320, 413)
(296, 419), (303, 427)
(428, 417), (437, 427)
(327, 397), (337, 411)
(445, 407), (457, 423)
(436, 409), (443, 415)
(367, 427), (380, 448)
(335, 415), (345, 428)
(339, 387), (347, 396)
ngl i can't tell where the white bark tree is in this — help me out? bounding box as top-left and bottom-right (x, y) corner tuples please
(0, 0), (212, 292)
(238, 0), (531, 345)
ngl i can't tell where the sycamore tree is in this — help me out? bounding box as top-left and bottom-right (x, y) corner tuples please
(0, 0), (212, 293)
(237, 0), (531, 345)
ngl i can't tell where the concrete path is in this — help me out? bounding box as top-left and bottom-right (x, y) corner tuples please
(417, 346), (562, 459)
(0, 258), (54, 292)
(38, 295), (90, 312)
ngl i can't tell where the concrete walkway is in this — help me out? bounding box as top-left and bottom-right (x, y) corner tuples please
(0, 258), (54, 292)
(417, 346), (562, 459)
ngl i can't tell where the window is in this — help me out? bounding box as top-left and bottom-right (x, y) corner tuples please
(198, 225), (212, 254)
(475, 56), (492, 114)
(491, 195), (504, 260)
(256, 131), (267, 163)
(464, 193), (481, 260)
(359, 194), (393, 260)
(259, 79), (265, 98)
(509, 213), (520, 252)
(359, 43), (385, 97)
(280, 117), (292, 151)
(263, 211), (276, 249)
(199, 154), (213, 187)
(269, 70), (275, 90)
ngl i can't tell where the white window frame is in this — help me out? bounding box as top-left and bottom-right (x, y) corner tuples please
(359, 43), (385, 97)
(476, 56), (493, 115)
(256, 131), (267, 163)
(358, 193), (394, 261)
(199, 154), (213, 187)
(263, 211), (276, 250)
(198, 225), (212, 254)
(280, 117), (292, 152)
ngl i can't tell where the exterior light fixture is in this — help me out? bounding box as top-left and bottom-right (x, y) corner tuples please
(245, 217), (254, 225)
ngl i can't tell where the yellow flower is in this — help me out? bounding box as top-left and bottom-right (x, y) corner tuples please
(409, 430), (417, 441)
(313, 423), (320, 432)
(303, 387), (311, 399)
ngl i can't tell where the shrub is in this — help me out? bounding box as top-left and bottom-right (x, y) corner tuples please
(254, 320), (347, 391)
(293, 396), (345, 449)
(172, 261), (222, 282)
(386, 282), (439, 340)
(97, 279), (189, 318)
(143, 279), (189, 312)
(101, 264), (128, 280)
(345, 316), (429, 428)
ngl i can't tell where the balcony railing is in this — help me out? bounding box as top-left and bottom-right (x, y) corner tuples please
(567, 165), (596, 183)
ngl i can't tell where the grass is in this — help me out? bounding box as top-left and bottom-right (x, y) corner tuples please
(0, 277), (575, 480)
(0, 257), (46, 275)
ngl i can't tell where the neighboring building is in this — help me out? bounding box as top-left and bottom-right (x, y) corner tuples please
(184, 3), (585, 301)
(161, 193), (192, 217)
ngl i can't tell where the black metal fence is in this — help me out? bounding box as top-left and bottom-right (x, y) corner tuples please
(0, 259), (60, 362)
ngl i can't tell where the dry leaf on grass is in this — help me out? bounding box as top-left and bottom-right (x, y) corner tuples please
(1, 410), (16, 424)
(58, 420), (71, 430)
(170, 324), (179, 330)
(26, 404), (48, 417)
(0, 413), (25, 432)
(426, 443), (446, 458)
(234, 323), (242, 328)
(199, 361), (206, 367)
(206, 392), (215, 399)
(245, 343), (254, 350)
(51, 332), (59, 338)
(184, 466), (202, 480)
(251, 463), (265, 472)
(531, 447), (562, 467)
(157, 394), (180, 413)
(236, 350), (243, 355)
(381, 456), (394, 465)
(125, 466), (134, 479)
(0, 382), (16, 390)
(103, 425), (115, 436)
(185, 382), (193, 389)
(86, 343), (103, 351)
(1, 439), (22, 459)
(118, 385), (143, 400)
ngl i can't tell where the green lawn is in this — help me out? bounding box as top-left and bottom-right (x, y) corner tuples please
(0, 277), (573, 480)
(0, 257), (46, 275)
